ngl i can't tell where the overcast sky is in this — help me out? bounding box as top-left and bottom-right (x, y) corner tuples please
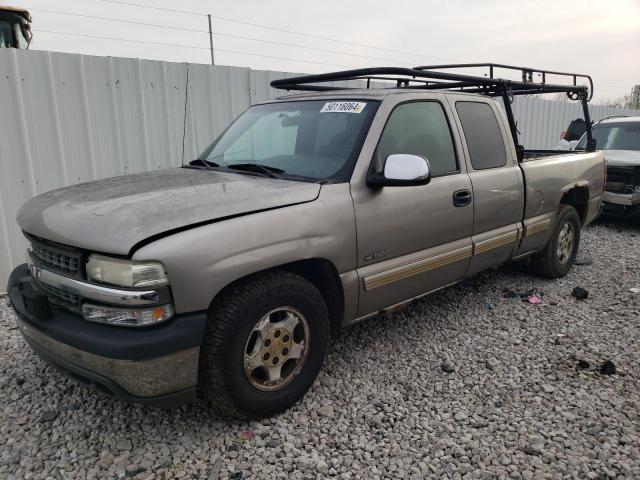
(17, 0), (640, 103)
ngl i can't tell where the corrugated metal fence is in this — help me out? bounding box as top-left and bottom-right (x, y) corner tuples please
(511, 96), (637, 149)
(0, 49), (304, 288)
(1, 48), (639, 288)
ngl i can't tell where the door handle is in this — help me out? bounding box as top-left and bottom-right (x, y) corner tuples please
(453, 189), (472, 207)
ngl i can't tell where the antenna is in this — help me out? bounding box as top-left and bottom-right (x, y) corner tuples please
(180, 63), (190, 166)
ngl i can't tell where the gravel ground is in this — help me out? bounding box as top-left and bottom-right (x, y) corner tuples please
(1, 220), (639, 480)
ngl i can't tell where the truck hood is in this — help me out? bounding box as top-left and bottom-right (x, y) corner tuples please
(17, 168), (321, 255)
(603, 150), (640, 167)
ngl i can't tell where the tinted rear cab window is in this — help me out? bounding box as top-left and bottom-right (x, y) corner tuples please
(456, 102), (508, 170)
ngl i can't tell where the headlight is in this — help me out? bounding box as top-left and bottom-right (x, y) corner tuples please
(82, 303), (174, 327)
(86, 255), (169, 288)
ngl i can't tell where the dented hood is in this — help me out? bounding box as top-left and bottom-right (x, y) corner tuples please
(17, 168), (320, 255)
(603, 150), (640, 168)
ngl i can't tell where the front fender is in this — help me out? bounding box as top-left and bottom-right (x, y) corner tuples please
(132, 184), (357, 313)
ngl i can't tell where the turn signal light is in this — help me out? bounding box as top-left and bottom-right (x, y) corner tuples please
(82, 303), (174, 327)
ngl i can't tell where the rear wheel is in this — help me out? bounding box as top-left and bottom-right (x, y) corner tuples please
(200, 271), (330, 419)
(530, 204), (581, 278)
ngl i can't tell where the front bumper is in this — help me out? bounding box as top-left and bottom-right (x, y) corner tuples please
(603, 190), (640, 207)
(7, 264), (208, 408)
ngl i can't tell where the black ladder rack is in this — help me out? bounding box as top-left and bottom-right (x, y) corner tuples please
(270, 64), (596, 155)
(270, 64), (593, 100)
(414, 63), (594, 101)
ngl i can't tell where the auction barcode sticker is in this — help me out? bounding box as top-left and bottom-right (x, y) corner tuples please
(320, 101), (367, 113)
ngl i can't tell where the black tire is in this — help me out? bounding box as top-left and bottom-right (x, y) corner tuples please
(200, 271), (330, 419)
(530, 204), (581, 278)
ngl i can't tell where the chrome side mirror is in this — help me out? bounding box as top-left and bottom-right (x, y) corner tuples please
(368, 154), (432, 188)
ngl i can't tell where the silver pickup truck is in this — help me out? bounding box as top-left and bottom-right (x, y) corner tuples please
(7, 65), (605, 419)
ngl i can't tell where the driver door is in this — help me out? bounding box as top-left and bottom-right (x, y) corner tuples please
(351, 99), (474, 315)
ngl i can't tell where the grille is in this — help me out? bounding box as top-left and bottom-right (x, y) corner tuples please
(31, 242), (80, 273)
(606, 166), (640, 194)
(605, 181), (630, 193)
(35, 279), (81, 305)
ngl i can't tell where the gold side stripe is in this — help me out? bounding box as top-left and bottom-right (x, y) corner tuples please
(473, 231), (519, 255)
(525, 220), (551, 237)
(363, 227), (523, 291)
(365, 250), (471, 291)
(526, 225), (547, 236)
(364, 246), (473, 291)
(367, 250), (471, 289)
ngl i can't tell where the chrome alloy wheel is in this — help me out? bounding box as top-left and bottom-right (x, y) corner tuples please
(243, 307), (310, 391)
(556, 222), (574, 264)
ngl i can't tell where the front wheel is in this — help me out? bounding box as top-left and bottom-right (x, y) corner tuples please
(200, 271), (330, 419)
(530, 204), (581, 278)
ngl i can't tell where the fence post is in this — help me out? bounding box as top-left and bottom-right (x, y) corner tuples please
(207, 14), (215, 66)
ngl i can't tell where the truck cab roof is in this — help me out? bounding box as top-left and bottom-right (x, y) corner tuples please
(270, 88), (492, 103)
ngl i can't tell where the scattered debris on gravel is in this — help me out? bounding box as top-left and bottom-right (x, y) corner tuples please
(574, 255), (594, 266)
(1, 221), (639, 479)
(600, 360), (617, 376)
(572, 286), (589, 300)
(526, 294), (542, 305)
(576, 359), (591, 370)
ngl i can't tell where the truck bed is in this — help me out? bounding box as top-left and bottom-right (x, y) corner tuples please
(523, 149), (589, 160)
(519, 150), (605, 221)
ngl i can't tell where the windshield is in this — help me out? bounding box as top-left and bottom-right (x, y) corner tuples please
(196, 100), (378, 181)
(0, 20), (13, 48)
(576, 121), (640, 151)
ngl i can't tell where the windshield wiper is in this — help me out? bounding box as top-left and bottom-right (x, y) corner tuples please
(226, 163), (285, 179)
(188, 159), (220, 169)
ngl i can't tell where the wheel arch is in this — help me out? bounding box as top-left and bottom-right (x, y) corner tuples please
(560, 186), (589, 224)
(208, 258), (345, 334)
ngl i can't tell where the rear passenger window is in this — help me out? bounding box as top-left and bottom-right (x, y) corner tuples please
(455, 102), (507, 170)
(374, 102), (457, 175)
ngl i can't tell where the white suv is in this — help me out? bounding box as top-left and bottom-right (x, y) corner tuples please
(576, 116), (640, 217)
